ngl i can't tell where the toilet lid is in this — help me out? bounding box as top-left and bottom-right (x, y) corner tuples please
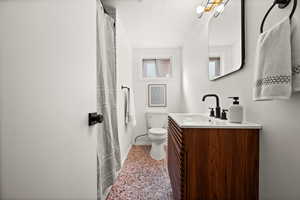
(149, 128), (167, 135)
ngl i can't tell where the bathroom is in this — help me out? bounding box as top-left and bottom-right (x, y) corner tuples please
(0, 0), (300, 199)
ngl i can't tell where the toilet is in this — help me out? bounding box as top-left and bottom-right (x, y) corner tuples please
(146, 112), (168, 160)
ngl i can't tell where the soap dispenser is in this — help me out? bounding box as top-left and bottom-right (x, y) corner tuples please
(228, 97), (243, 123)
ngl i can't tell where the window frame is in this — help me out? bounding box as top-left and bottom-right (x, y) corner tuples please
(208, 50), (225, 80)
(139, 56), (174, 81)
(209, 56), (221, 79)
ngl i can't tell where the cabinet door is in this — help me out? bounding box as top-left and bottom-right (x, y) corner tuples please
(184, 128), (259, 200)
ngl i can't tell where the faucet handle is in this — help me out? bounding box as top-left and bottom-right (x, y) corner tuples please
(209, 107), (215, 117)
(221, 109), (228, 120)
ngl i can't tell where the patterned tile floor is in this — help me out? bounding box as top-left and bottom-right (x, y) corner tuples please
(106, 145), (173, 200)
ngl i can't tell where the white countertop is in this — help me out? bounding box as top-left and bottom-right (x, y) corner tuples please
(169, 113), (262, 129)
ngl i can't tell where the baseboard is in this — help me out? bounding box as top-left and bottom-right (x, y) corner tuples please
(121, 143), (133, 166)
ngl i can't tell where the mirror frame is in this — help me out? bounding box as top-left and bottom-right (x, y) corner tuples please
(208, 0), (245, 81)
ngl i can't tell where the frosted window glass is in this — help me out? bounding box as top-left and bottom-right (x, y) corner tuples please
(209, 57), (221, 79)
(148, 84), (167, 107)
(143, 59), (157, 77)
(142, 58), (171, 78)
(151, 87), (164, 104)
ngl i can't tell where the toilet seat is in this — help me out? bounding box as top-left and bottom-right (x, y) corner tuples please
(149, 128), (167, 135)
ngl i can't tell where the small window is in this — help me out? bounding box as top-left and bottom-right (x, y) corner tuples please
(142, 58), (172, 78)
(209, 57), (221, 79)
(148, 84), (167, 107)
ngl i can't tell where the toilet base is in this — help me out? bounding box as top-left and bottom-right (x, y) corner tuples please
(150, 141), (166, 160)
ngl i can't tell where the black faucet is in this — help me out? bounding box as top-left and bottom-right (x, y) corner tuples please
(202, 94), (221, 118)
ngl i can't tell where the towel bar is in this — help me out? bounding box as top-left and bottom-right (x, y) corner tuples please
(121, 85), (130, 91)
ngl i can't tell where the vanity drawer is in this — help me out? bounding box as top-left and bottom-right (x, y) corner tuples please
(168, 118), (183, 134)
(168, 141), (182, 182)
(169, 122), (183, 145)
(168, 135), (185, 200)
(168, 133), (183, 169)
(168, 118), (183, 144)
(169, 131), (183, 157)
(168, 117), (186, 200)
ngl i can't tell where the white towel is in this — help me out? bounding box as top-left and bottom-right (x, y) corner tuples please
(253, 17), (292, 101)
(124, 89), (136, 127)
(291, 18), (300, 92)
(124, 89), (130, 125)
(129, 89), (136, 127)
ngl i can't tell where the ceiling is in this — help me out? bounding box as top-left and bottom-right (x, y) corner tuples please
(104, 0), (207, 48)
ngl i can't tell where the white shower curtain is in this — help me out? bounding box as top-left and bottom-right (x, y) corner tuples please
(96, 1), (121, 199)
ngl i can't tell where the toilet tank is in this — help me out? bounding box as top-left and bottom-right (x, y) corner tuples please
(146, 111), (168, 129)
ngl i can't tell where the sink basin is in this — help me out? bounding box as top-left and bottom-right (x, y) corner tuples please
(169, 113), (262, 129)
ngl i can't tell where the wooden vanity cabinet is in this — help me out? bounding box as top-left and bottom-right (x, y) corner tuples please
(168, 117), (260, 200)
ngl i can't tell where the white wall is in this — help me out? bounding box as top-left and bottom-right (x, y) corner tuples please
(0, 0), (97, 199)
(132, 48), (183, 144)
(107, 0), (202, 48)
(115, 12), (134, 164)
(0, 34), (3, 197)
(182, 0), (300, 199)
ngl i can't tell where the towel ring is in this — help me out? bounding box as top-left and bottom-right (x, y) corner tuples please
(260, 0), (298, 33)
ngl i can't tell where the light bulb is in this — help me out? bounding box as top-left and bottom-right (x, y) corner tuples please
(215, 4), (225, 14)
(196, 5), (205, 14)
